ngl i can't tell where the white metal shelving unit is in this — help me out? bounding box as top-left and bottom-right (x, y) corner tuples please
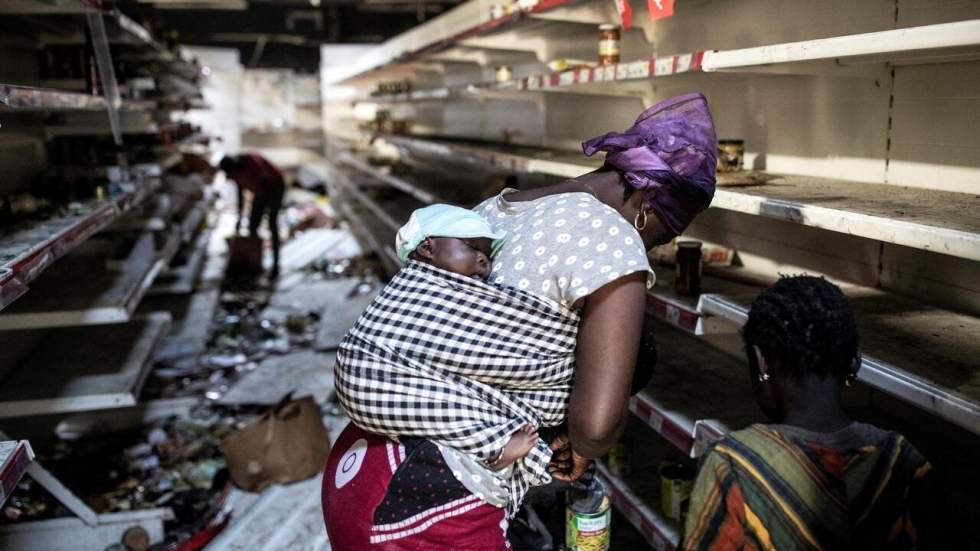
(351, 20), (980, 103)
(0, 5), (210, 545)
(323, 0), (980, 545)
(0, 231), (166, 330)
(379, 135), (980, 263)
(0, 177), (162, 312)
(698, 284), (980, 437)
(0, 312), (172, 418)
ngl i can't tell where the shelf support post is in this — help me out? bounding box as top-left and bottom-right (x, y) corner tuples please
(85, 12), (123, 146)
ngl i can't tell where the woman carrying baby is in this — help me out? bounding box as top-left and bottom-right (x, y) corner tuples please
(323, 93), (719, 549)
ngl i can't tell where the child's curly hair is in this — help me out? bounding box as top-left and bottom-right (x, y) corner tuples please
(742, 275), (860, 383)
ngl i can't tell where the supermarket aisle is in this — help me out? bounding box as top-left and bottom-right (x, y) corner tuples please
(202, 204), (376, 550)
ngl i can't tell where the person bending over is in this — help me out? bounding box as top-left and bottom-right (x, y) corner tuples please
(684, 276), (949, 550)
(219, 153), (285, 278)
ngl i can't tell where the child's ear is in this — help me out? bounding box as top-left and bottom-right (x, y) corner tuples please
(415, 238), (435, 260)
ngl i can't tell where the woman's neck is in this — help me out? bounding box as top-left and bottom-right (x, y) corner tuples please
(778, 375), (852, 433)
(505, 171), (624, 211)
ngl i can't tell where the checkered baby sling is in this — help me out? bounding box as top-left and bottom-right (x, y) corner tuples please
(335, 260), (580, 512)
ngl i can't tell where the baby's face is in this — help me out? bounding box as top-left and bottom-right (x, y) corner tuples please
(419, 237), (492, 280)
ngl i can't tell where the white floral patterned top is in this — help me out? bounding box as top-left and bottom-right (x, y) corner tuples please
(475, 189), (655, 308)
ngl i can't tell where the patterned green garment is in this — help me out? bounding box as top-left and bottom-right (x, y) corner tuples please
(683, 423), (948, 550)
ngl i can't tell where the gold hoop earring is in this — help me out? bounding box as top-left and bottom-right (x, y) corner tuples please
(634, 209), (648, 231)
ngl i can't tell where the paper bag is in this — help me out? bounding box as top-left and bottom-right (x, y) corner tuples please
(220, 393), (330, 491)
(226, 235), (263, 276)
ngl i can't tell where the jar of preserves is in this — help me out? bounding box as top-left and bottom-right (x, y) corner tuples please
(598, 24), (621, 65)
(717, 139), (745, 172)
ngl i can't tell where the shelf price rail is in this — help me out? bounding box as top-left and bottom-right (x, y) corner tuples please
(336, 0), (577, 83)
(358, 51), (706, 104)
(349, 16), (980, 94)
(0, 179), (160, 312)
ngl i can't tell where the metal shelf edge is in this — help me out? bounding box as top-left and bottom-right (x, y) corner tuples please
(630, 390), (697, 457)
(595, 461), (680, 551)
(699, 293), (980, 437)
(0, 312), (172, 418)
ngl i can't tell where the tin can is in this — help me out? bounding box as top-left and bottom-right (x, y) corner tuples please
(566, 495), (611, 551)
(675, 241), (703, 296)
(717, 139), (744, 172)
(607, 438), (632, 477)
(659, 462), (695, 522)
(598, 24), (620, 65)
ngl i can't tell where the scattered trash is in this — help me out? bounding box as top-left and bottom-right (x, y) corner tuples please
(121, 525), (150, 551)
(285, 314), (307, 334)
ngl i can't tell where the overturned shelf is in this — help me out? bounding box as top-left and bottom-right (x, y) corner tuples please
(0, 440), (35, 508)
(0, 312), (171, 418)
(698, 282), (980, 438)
(382, 135), (980, 262)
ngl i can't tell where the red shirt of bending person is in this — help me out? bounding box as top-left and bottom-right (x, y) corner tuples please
(219, 153), (285, 278)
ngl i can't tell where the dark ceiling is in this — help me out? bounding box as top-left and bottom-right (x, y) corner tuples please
(118, 0), (464, 72)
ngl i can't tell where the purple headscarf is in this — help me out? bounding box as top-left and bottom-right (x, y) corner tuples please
(582, 92), (717, 237)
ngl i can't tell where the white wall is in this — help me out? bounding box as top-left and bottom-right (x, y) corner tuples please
(181, 46), (243, 158)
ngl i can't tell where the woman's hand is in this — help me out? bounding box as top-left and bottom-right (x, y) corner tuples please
(547, 431), (590, 482)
